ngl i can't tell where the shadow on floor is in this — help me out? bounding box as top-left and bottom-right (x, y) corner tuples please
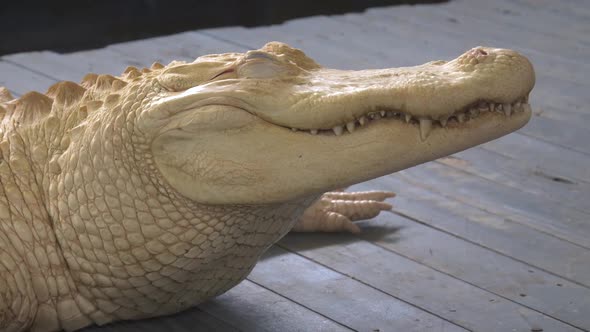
(260, 220), (405, 261)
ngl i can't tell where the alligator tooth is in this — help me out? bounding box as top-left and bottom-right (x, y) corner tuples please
(478, 103), (489, 112)
(333, 125), (344, 136)
(369, 113), (376, 119)
(405, 114), (412, 123)
(380, 110), (386, 117)
(439, 116), (449, 127)
(359, 116), (367, 126)
(346, 121), (355, 133)
(457, 114), (466, 123)
(291, 128), (298, 132)
(503, 103), (512, 116)
(514, 102), (522, 112)
(496, 104), (503, 113)
(310, 129), (318, 135)
(419, 118), (433, 141)
(469, 109), (480, 117)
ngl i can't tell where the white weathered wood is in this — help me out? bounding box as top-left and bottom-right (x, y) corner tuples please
(276, 237), (584, 331)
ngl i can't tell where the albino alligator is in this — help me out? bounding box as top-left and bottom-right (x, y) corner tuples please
(0, 42), (534, 331)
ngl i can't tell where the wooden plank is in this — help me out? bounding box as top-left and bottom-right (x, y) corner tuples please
(361, 4), (590, 80)
(107, 31), (246, 64)
(281, 213), (590, 330)
(200, 280), (352, 332)
(397, 162), (590, 248)
(350, 177), (590, 288)
(438, 149), (590, 214)
(430, 1), (589, 56)
(482, 133), (590, 185)
(3, 49), (146, 84)
(447, 0), (590, 45)
(0, 60), (57, 96)
(522, 115), (590, 155)
(198, 26), (380, 70)
(84, 279), (354, 331)
(502, 0), (590, 22)
(81, 307), (239, 332)
(275, 237), (583, 332)
(252, 247), (469, 332)
(536, 105), (590, 126)
(4, 33), (245, 86)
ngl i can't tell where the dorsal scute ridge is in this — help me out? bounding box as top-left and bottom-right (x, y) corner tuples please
(151, 62), (164, 70)
(46, 81), (86, 108)
(80, 74), (128, 105)
(0, 87), (14, 103)
(124, 66), (142, 79)
(10, 91), (53, 124)
(0, 87), (13, 122)
(80, 73), (99, 89)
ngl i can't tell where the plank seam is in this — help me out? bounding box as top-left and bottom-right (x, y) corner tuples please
(195, 303), (266, 332)
(275, 244), (473, 332)
(278, 243), (585, 331)
(2, 58), (62, 83)
(362, 239), (588, 331)
(195, 31), (255, 51)
(479, 144), (590, 186)
(389, 208), (590, 289)
(243, 277), (357, 332)
(431, 159), (590, 216)
(190, 307), (244, 331)
(395, 172), (590, 250)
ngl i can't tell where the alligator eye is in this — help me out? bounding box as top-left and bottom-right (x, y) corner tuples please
(243, 51), (276, 61)
(236, 50), (286, 79)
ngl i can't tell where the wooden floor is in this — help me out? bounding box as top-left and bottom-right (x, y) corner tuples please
(2, 0), (589, 331)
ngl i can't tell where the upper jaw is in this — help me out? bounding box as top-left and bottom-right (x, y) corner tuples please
(271, 97), (532, 141)
(149, 46), (534, 138)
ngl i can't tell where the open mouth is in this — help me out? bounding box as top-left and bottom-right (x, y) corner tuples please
(285, 96), (531, 140)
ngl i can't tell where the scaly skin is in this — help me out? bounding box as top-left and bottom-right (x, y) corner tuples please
(0, 42), (534, 331)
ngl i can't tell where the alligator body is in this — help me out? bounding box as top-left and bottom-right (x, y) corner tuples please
(0, 42), (534, 331)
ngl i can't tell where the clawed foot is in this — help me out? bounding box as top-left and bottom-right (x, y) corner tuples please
(292, 190), (395, 234)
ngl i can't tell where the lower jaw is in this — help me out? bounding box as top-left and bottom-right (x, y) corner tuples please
(294, 107), (531, 191)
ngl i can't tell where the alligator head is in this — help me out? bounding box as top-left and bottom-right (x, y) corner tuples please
(143, 42), (534, 204)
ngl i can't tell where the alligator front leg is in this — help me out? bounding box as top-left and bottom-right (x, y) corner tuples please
(292, 190), (395, 233)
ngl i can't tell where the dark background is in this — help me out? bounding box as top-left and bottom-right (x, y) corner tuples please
(0, 0), (445, 56)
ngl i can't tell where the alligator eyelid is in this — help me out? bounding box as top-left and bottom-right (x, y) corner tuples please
(210, 68), (235, 81)
(244, 51), (275, 61)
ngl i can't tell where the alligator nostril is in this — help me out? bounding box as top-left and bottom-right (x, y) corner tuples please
(478, 49), (488, 56)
